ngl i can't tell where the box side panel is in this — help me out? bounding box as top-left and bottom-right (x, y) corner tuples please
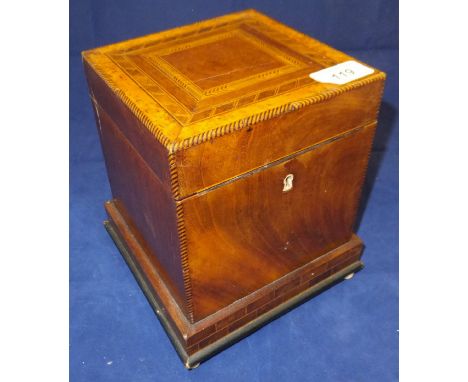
(83, 60), (172, 191)
(182, 123), (376, 321)
(175, 79), (384, 199)
(83, 61), (189, 315)
(93, 103), (188, 313)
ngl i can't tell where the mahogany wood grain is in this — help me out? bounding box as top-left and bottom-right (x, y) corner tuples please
(174, 81), (383, 198)
(84, 60), (172, 189)
(105, 199), (364, 354)
(182, 123), (376, 320)
(96, 103), (187, 312)
(82, 9), (386, 364)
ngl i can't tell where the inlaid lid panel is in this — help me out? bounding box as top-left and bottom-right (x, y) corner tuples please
(83, 9), (384, 150)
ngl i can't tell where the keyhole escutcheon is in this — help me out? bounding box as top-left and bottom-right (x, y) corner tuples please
(283, 174), (294, 192)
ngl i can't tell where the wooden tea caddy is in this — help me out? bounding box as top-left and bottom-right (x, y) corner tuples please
(82, 9), (385, 368)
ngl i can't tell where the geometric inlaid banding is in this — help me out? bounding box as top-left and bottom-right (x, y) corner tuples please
(107, 20), (332, 126)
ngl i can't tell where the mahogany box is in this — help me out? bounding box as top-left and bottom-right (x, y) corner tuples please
(82, 9), (385, 368)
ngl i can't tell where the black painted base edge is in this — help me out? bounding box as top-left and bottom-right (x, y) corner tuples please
(104, 219), (363, 369)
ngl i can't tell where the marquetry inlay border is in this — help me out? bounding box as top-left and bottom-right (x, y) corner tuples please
(105, 19), (331, 126)
(83, 10), (384, 151)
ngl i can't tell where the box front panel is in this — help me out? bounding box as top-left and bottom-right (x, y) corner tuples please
(182, 123), (376, 321)
(175, 80), (384, 199)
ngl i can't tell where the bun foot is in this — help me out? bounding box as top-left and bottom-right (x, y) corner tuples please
(186, 362), (200, 370)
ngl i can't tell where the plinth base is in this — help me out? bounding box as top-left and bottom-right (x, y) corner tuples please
(104, 199), (364, 369)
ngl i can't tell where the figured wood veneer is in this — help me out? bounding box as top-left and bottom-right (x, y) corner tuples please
(104, 200), (364, 358)
(83, 9), (386, 367)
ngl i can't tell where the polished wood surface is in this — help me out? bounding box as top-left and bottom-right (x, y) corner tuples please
(82, 9), (385, 151)
(183, 123), (376, 320)
(95, 102), (188, 312)
(105, 200), (364, 358)
(83, 9), (385, 363)
(174, 81), (383, 198)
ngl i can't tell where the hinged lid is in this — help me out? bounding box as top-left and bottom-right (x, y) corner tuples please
(82, 9), (385, 152)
